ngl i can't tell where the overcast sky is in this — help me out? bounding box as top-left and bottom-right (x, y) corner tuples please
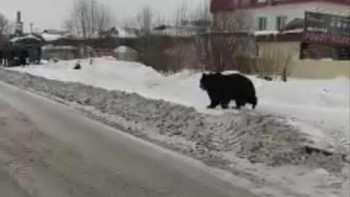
(0, 0), (205, 32)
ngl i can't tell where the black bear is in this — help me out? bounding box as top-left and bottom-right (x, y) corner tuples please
(73, 63), (81, 70)
(200, 73), (258, 109)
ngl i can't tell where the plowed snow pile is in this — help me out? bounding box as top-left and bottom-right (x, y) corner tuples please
(2, 58), (349, 197)
(9, 58), (350, 151)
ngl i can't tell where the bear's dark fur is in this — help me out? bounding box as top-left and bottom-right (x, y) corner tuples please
(73, 63), (81, 70)
(200, 73), (258, 109)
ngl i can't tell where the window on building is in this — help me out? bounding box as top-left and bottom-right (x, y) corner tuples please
(272, 0), (285, 5)
(276, 16), (287, 31)
(258, 17), (267, 30)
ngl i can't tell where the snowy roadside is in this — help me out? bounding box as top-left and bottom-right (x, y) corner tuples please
(0, 68), (349, 197)
(9, 58), (350, 153)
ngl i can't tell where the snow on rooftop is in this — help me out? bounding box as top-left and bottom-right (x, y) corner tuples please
(116, 28), (137, 38)
(114, 46), (136, 53)
(41, 33), (65, 42)
(254, 30), (279, 36)
(10, 34), (42, 43)
(281, 29), (303, 34)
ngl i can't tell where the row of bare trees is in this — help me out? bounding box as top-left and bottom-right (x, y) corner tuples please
(64, 0), (163, 39)
(63, 0), (292, 79)
(124, 1), (256, 73)
(65, 0), (112, 40)
(189, 1), (292, 80)
(0, 13), (11, 47)
(195, 10), (254, 72)
(0, 13), (10, 36)
(63, 0), (212, 38)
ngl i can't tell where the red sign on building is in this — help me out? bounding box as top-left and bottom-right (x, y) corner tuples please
(303, 12), (350, 46)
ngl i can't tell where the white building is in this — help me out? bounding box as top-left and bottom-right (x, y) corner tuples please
(211, 0), (350, 32)
(210, 0), (350, 78)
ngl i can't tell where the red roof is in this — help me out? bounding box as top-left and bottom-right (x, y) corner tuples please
(211, 0), (350, 13)
(210, 0), (236, 13)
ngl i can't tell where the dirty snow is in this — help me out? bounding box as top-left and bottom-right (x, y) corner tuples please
(0, 66), (349, 197)
(9, 58), (350, 152)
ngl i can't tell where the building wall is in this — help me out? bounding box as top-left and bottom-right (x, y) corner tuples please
(210, 0), (350, 78)
(42, 50), (77, 60)
(258, 41), (300, 58)
(258, 41), (350, 78)
(212, 1), (350, 32)
(248, 2), (350, 31)
(291, 59), (350, 79)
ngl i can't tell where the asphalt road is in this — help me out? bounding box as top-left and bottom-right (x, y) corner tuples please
(0, 81), (256, 197)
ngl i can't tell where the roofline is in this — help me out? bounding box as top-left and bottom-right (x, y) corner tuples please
(211, 0), (350, 13)
(256, 31), (350, 47)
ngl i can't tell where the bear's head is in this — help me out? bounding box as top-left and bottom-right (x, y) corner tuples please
(200, 73), (222, 91)
(200, 73), (209, 91)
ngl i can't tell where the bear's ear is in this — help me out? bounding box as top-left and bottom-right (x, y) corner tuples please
(202, 73), (207, 77)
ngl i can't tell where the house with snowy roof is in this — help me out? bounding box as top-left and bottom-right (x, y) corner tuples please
(41, 30), (70, 42)
(210, 0), (350, 78)
(211, 0), (350, 32)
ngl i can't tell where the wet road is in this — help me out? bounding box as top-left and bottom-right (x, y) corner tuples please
(0, 81), (256, 197)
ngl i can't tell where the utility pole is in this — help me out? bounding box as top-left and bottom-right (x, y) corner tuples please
(30, 23), (34, 33)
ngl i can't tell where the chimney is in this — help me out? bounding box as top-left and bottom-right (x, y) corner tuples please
(15, 11), (24, 36)
(17, 11), (21, 23)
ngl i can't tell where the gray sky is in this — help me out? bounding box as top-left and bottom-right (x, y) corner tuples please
(0, 0), (204, 32)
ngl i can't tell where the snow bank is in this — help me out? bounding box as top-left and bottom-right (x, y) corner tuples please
(9, 58), (350, 153)
(41, 33), (64, 42)
(0, 68), (349, 197)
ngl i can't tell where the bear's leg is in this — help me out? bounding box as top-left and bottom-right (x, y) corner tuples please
(235, 100), (243, 109)
(250, 97), (258, 109)
(220, 99), (230, 109)
(207, 91), (220, 109)
(208, 99), (220, 109)
(252, 103), (256, 110)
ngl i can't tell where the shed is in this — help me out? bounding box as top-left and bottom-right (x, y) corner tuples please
(9, 34), (44, 65)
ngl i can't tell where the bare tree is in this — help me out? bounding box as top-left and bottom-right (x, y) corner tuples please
(137, 5), (153, 35)
(175, 1), (188, 26)
(65, 0), (112, 40)
(195, 10), (255, 72)
(0, 13), (12, 49)
(0, 13), (10, 35)
(192, 0), (211, 23)
(212, 11), (252, 31)
(257, 48), (293, 81)
(96, 5), (112, 34)
(154, 14), (166, 27)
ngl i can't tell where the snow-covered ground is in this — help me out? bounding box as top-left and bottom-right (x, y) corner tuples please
(2, 60), (350, 197)
(10, 57), (350, 151)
